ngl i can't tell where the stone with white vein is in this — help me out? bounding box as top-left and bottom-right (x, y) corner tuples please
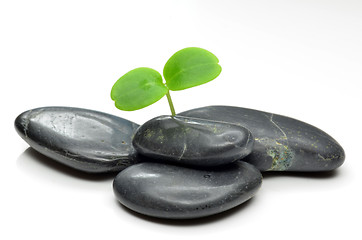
(180, 106), (345, 171)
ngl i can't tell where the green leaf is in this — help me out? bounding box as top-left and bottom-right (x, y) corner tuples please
(163, 47), (222, 91)
(111, 67), (168, 111)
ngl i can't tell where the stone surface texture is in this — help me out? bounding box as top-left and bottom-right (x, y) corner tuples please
(132, 115), (254, 167)
(15, 107), (140, 173)
(113, 161), (262, 219)
(180, 105), (345, 172)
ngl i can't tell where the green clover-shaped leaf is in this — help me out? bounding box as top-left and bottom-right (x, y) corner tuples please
(163, 47), (222, 91)
(111, 67), (168, 111)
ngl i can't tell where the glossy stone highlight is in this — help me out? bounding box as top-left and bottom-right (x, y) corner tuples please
(113, 161), (262, 219)
(180, 106), (345, 172)
(15, 107), (140, 173)
(132, 115), (254, 167)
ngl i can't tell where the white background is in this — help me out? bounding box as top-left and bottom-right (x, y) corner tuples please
(1, 0), (361, 239)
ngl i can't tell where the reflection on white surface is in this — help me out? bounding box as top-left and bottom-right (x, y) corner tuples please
(16, 148), (116, 190)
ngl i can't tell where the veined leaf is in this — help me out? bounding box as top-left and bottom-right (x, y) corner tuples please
(163, 47), (222, 91)
(111, 67), (168, 111)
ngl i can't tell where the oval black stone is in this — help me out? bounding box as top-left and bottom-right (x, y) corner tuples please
(113, 161), (262, 219)
(132, 115), (254, 167)
(15, 107), (140, 173)
(179, 106), (345, 172)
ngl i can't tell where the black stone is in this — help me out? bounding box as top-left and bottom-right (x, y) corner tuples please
(113, 161), (262, 219)
(179, 106), (345, 172)
(132, 115), (254, 167)
(15, 107), (140, 173)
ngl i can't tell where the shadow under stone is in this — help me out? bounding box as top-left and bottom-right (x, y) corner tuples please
(115, 197), (257, 226)
(261, 168), (341, 179)
(17, 147), (119, 181)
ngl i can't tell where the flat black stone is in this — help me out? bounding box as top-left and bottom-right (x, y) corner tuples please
(132, 115), (254, 167)
(15, 107), (140, 173)
(179, 106), (345, 172)
(113, 161), (262, 219)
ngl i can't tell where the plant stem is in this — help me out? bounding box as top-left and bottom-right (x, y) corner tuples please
(166, 90), (176, 116)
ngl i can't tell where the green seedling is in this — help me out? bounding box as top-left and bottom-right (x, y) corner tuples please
(111, 47), (222, 116)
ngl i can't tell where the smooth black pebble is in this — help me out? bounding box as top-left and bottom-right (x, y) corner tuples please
(180, 105), (345, 172)
(15, 107), (141, 173)
(113, 161), (262, 219)
(132, 115), (254, 167)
